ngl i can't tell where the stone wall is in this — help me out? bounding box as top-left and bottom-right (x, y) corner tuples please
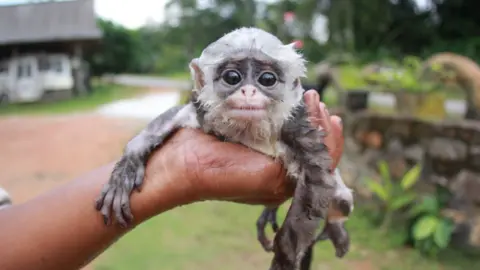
(342, 111), (480, 250)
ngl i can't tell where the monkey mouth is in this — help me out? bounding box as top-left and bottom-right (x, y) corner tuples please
(227, 105), (268, 120)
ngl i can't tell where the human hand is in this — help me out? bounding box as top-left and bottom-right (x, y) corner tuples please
(144, 90), (344, 209)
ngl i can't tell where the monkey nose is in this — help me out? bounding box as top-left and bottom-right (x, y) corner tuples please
(241, 86), (257, 96)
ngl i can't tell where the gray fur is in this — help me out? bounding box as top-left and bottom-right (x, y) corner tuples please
(94, 104), (199, 226)
(94, 27), (354, 270)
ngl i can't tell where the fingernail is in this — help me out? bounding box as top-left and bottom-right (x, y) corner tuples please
(319, 103), (325, 111)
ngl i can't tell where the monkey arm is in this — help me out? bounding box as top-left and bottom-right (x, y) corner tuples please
(95, 104), (200, 227)
(0, 161), (190, 270)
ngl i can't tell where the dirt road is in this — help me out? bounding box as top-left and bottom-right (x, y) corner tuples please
(0, 87), (177, 204)
(0, 113), (146, 204)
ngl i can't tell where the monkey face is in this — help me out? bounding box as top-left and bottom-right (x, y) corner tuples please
(210, 56), (292, 122)
(189, 28), (307, 136)
(194, 52), (304, 128)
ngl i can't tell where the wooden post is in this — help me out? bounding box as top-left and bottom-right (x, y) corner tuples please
(73, 42), (86, 95)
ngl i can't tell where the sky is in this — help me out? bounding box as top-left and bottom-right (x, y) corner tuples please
(0, 0), (432, 30)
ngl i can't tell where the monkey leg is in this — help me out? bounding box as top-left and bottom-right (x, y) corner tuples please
(256, 206), (279, 252)
(315, 221), (350, 258)
(315, 196), (353, 258)
(299, 245), (314, 270)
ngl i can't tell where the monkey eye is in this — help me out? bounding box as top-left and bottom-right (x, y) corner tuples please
(222, 70), (242, 85)
(258, 72), (277, 87)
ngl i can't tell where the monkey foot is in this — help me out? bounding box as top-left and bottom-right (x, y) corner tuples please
(256, 207), (279, 252)
(315, 221), (350, 258)
(94, 155), (145, 228)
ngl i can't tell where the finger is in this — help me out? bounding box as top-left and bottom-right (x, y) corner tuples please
(304, 90), (323, 128)
(321, 103), (332, 135)
(329, 116), (344, 170)
(304, 90), (337, 167)
(320, 104), (336, 158)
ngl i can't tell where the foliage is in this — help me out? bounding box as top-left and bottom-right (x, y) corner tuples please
(85, 0), (480, 78)
(337, 65), (367, 89)
(86, 19), (153, 76)
(409, 195), (455, 257)
(361, 56), (455, 93)
(366, 160), (457, 257)
(366, 161), (422, 231)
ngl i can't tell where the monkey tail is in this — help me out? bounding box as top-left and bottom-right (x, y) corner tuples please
(299, 245), (314, 270)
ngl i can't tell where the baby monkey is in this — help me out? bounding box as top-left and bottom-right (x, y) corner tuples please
(95, 27), (354, 270)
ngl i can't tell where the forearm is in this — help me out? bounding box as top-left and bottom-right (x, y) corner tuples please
(0, 161), (184, 270)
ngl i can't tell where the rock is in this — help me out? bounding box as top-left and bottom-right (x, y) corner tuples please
(384, 139), (408, 179)
(404, 144), (424, 162)
(469, 146), (480, 172)
(365, 131), (383, 149)
(450, 170), (480, 205)
(469, 217), (480, 247)
(337, 154), (374, 199)
(342, 112), (480, 252)
(428, 173), (449, 186)
(362, 148), (383, 168)
(427, 138), (468, 161)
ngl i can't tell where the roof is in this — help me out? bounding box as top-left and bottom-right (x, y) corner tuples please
(0, 0), (102, 46)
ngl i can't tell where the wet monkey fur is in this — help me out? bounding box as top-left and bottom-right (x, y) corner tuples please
(94, 27), (354, 270)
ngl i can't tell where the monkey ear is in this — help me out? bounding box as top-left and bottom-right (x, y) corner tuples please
(189, 58), (205, 90)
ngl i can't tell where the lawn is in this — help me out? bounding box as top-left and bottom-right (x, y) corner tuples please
(91, 200), (479, 270)
(0, 82), (148, 116)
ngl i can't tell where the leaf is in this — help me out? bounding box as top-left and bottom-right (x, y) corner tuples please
(366, 180), (389, 202)
(413, 215), (439, 241)
(433, 220), (454, 248)
(390, 193), (417, 211)
(377, 161), (392, 193)
(409, 195), (439, 217)
(401, 164), (421, 190)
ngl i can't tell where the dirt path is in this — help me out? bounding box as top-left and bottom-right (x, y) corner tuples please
(0, 113), (149, 270)
(0, 113), (146, 204)
(0, 87), (177, 204)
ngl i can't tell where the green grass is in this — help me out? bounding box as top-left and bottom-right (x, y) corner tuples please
(166, 71), (191, 80)
(91, 201), (479, 270)
(0, 83), (147, 116)
(154, 71), (190, 81)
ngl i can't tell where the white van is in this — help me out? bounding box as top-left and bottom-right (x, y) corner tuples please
(0, 53), (89, 104)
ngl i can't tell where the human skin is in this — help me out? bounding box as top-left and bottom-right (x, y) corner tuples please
(0, 90), (343, 270)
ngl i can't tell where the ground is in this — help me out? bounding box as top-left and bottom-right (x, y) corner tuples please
(0, 113), (143, 204)
(0, 87), (161, 270)
(0, 85), (477, 270)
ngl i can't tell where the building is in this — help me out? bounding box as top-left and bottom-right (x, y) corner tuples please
(0, 0), (102, 101)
